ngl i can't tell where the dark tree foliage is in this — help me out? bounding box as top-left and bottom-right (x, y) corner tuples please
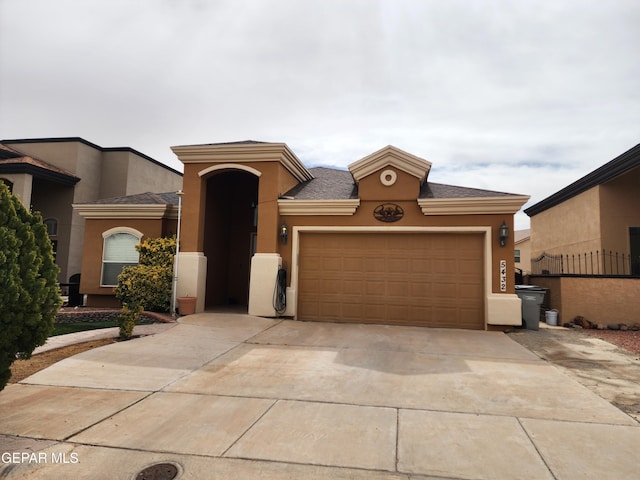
(0, 183), (62, 390)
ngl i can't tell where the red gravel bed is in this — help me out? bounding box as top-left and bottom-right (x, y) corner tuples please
(582, 329), (640, 355)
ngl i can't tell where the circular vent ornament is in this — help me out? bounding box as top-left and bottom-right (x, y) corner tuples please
(380, 169), (397, 186)
(373, 203), (404, 222)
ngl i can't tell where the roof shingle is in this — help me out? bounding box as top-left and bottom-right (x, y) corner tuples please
(282, 166), (521, 200)
(84, 192), (179, 206)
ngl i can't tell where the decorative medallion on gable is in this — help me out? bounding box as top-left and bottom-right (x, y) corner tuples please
(348, 146), (432, 201)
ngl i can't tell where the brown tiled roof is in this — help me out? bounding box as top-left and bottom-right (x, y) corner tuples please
(420, 182), (517, 199)
(83, 192), (179, 205)
(0, 143), (80, 185)
(283, 167), (358, 199)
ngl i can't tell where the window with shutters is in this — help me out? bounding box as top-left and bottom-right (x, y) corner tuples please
(101, 228), (142, 286)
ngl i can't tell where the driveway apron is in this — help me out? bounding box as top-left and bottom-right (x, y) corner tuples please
(1, 313), (638, 480)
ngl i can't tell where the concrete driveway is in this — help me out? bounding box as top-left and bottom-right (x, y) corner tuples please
(1, 313), (638, 479)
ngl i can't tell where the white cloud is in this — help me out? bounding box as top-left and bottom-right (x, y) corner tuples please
(1, 0), (639, 227)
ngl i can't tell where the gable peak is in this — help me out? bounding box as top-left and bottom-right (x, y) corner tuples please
(348, 145), (432, 183)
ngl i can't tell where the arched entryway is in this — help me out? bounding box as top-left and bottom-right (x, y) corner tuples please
(203, 170), (259, 309)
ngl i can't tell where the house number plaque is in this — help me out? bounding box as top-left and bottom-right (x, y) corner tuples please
(500, 260), (507, 292)
(373, 203), (404, 223)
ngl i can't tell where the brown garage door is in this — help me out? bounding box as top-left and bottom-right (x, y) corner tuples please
(297, 232), (485, 329)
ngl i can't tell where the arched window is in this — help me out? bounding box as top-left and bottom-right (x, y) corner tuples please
(0, 178), (13, 192)
(43, 218), (58, 236)
(101, 228), (142, 286)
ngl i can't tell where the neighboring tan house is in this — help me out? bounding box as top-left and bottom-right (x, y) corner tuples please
(74, 192), (179, 307)
(525, 143), (640, 326)
(0, 138), (183, 286)
(525, 143), (640, 276)
(514, 229), (531, 275)
(78, 141), (530, 330)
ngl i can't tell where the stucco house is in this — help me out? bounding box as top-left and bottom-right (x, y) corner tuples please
(525, 143), (640, 326)
(77, 141), (529, 330)
(74, 192), (180, 307)
(525, 143), (640, 276)
(0, 138), (183, 287)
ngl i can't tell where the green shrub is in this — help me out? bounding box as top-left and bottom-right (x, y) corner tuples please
(115, 236), (176, 313)
(117, 303), (142, 340)
(0, 183), (62, 390)
(117, 264), (173, 312)
(137, 236), (176, 268)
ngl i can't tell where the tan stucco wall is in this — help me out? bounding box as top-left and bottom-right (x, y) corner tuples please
(357, 167), (421, 201)
(180, 160), (298, 254)
(31, 181), (76, 281)
(599, 168), (640, 254)
(100, 151), (183, 199)
(99, 151), (130, 198)
(9, 142), (82, 174)
(530, 187), (601, 257)
(1, 173), (33, 205)
(125, 153), (183, 196)
(531, 275), (640, 326)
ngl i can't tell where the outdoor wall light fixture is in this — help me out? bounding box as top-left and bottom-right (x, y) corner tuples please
(280, 223), (288, 245)
(499, 221), (509, 247)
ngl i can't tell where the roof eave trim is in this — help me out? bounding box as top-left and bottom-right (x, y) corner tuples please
(73, 204), (170, 219)
(3, 138), (182, 176)
(348, 146), (432, 183)
(418, 196), (530, 215)
(524, 143), (640, 216)
(171, 143), (314, 183)
(0, 163), (80, 185)
(278, 199), (360, 216)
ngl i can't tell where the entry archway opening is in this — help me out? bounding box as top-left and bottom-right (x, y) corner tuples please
(203, 170), (259, 309)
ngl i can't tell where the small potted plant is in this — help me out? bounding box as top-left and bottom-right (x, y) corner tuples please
(177, 295), (197, 315)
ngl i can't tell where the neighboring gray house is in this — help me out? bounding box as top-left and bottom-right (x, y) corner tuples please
(0, 138), (182, 285)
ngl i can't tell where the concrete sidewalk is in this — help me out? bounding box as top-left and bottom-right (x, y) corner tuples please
(1, 313), (638, 479)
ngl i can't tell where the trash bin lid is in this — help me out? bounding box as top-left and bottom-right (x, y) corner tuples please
(515, 285), (545, 290)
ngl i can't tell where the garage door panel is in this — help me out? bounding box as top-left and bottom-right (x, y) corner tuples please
(459, 259), (483, 275)
(387, 258), (410, 273)
(410, 283), (433, 297)
(342, 279), (364, 295)
(298, 232), (484, 329)
(343, 257), (364, 272)
(302, 256), (323, 272)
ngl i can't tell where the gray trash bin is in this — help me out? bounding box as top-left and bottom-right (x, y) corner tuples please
(515, 285), (546, 330)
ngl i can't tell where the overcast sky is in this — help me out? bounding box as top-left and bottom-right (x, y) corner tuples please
(1, 0), (639, 229)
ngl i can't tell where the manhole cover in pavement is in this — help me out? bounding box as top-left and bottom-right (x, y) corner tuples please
(135, 463), (179, 480)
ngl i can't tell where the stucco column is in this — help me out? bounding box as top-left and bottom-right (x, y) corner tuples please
(3, 173), (33, 207)
(248, 253), (282, 317)
(176, 252), (207, 313)
(487, 294), (522, 326)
